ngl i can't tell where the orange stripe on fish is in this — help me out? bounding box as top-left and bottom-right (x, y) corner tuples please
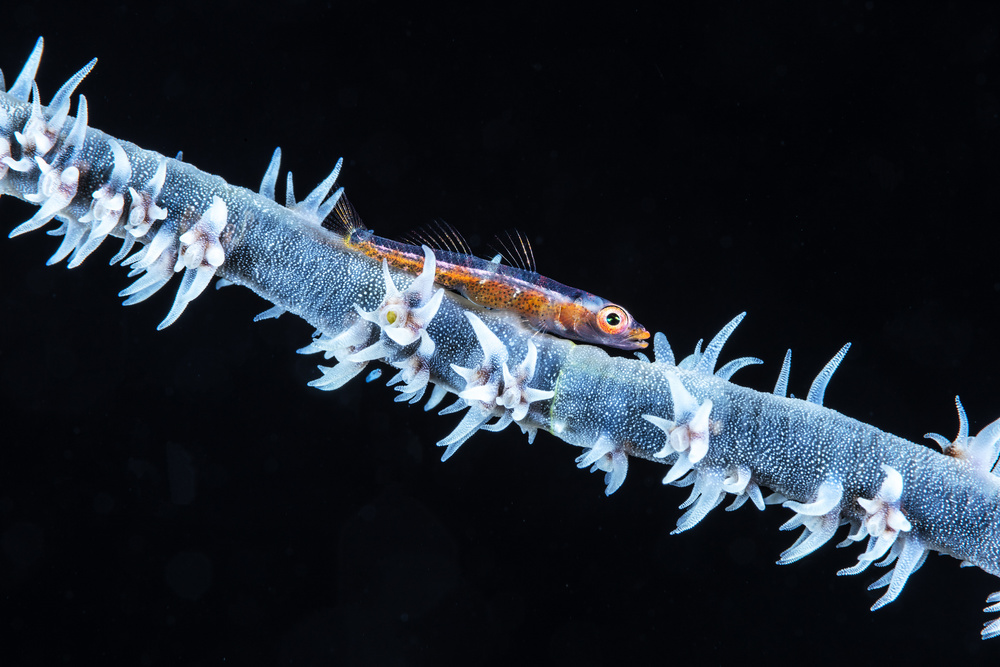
(327, 197), (649, 350)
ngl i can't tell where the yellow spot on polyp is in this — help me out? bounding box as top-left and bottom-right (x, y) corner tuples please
(386, 311), (397, 325)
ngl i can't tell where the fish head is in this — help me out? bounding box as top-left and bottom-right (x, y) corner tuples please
(571, 296), (650, 350)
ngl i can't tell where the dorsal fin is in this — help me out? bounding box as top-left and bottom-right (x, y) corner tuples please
(401, 219), (472, 255)
(324, 194), (367, 234)
(490, 229), (536, 273)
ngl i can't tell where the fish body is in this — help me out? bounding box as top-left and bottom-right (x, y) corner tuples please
(331, 201), (648, 349)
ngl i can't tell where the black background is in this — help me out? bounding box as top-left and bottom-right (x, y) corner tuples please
(2, 1), (999, 664)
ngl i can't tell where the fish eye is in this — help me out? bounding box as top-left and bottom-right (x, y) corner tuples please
(597, 305), (629, 335)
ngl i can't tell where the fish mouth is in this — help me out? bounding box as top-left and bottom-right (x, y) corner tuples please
(625, 328), (651, 349)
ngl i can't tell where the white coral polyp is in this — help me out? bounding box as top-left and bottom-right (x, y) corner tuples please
(0, 135), (10, 180)
(357, 247), (444, 347)
(496, 341), (554, 421)
(850, 465), (912, 566)
(575, 436), (628, 496)
(451, 314), (552, 421)
(643, 372), (714, 486)
(126, 159), (168, 238)
(10, 157), (79, 237)
(177, 195), (228, 270)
